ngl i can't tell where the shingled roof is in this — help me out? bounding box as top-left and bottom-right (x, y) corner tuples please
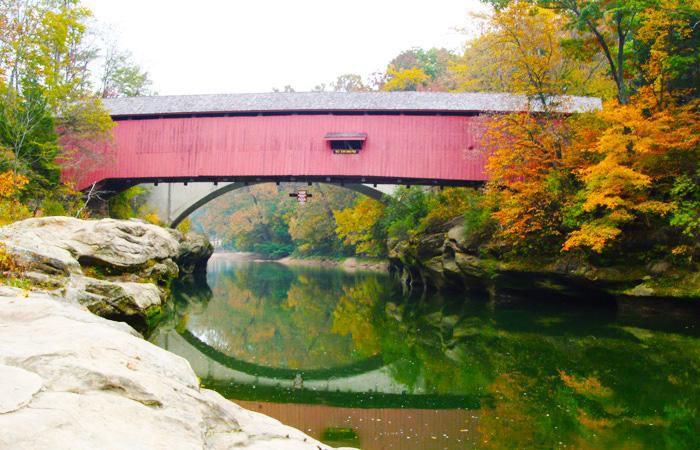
(102, 92), (602, 117)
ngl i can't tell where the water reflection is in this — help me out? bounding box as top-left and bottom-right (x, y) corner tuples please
(152, 255), (700, 450)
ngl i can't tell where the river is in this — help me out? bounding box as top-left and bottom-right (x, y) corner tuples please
(150, 254), (700, 449)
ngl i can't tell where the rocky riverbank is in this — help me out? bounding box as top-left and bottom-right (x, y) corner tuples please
(389, 217), (700, 301)
(0, 217), (352, 450)
(0, 217), (212, 333)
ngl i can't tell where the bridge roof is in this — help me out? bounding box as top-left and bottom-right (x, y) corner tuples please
(103, 92), (601, 117)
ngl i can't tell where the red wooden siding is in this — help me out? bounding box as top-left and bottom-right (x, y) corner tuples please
(76, 114), (489, 190)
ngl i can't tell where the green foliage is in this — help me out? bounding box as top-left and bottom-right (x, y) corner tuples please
(0, 0), (120, 222)
(40, 197), (66, 216)
(669, 170), (700, 239)
(0, 80), (62, 203)
(108, 186), (148, 219)
(462, 190), (496, 249)
(381, 187), (431, 240)
(99, 46), (154, 98)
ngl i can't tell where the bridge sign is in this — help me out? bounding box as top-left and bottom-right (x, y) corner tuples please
(289, 190), (312, 204)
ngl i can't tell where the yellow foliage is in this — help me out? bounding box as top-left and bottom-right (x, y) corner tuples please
(636, 0), (697, 106)
(176, 217), (191, 234)
(563, 222), (622, 253)
(450, 2), (615, 99)
(144, 212), (162, 226)
(0, 171), (28, 199)
(0, 243), (22, 273)
(334, 197), (385, 257)
(382, 65), (430, 91)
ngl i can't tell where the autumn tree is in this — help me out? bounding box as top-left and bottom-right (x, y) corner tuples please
(562, 96), (698, 254)
(0, 0), (114, 216)
(450, 3), (615, 99)
(474, 2), (600, 254)
(383, 47), (456, 91)
(477, 0), (700, 263)
(334, 196), (386, 257)
(286, 183), (357, 255)
(485, 0), (651, 104)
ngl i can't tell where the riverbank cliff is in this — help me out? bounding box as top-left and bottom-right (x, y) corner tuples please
(389, 217), (700, 301)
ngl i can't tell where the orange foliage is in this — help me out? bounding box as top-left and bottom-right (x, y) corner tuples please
(559, 370), (613, 399)
(563, 93), (699, 253)
(483, 112), (571, 252)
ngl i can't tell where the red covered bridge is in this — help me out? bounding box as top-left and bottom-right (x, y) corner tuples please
(75, 92), (601, 193)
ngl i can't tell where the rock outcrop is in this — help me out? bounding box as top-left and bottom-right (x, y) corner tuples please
(0, 288), (344, 450)
(0, 217), (213, 332)
(389, 218), (700, 300)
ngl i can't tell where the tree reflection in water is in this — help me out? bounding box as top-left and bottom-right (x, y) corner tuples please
(153, 258), (700, 449)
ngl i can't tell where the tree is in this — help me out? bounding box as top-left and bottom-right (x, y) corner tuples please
(483, 0), (655, 104)
(0, 79), (61, 203)
(286, 183), (356, 255)
(384, 47), (456, 91)
(0, 0), (113, 216)
(562, 91), (699, 254)
(331, 73), (369, 92)
(334, 196), (386, 256)
(382, 65), (430, 91)
(634, 0), (700, 106)
(450, 3), (615, 99)
(98, 43), (153, 98)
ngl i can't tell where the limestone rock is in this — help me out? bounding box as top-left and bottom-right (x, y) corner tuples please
(0, 365), (43, 414)
(0, 291), (342, 450)
(415, 233), (445, 260)
(0, 217), (213, 332)
(65, 276), (164, 331)
(0, 217), (180, 274)
(176, 231), (214, 277)
(447, 224), (468, 250)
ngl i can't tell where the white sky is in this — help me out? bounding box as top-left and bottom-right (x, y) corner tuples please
(82, 0), (489, 95)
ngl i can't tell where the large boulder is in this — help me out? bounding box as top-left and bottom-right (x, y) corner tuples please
(0, 217), (213, 332)
(176, 232), (214, 279)
(0, 289), (345, 450)
(0, 217), (180, 275)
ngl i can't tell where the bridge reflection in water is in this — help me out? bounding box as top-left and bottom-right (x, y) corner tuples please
(150, 254), (700, 450)
(150, 256), (484, 449)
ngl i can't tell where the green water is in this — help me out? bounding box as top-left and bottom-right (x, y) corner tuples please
(151, 255), (700, 449)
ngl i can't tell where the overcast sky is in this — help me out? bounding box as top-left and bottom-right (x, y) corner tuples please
(82, 0), (489, 95)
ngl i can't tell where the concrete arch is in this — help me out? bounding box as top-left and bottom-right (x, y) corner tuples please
(169, 182), (389, 228)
